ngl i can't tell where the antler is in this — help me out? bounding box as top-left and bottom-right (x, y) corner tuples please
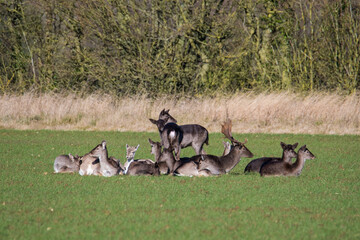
(221, 118), (240, 144)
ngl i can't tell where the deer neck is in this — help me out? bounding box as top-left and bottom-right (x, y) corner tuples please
(290, 151), (307, 175)
(282, 151), (292, 163)
(219, 148), (242, 173)
(153, 147), (162, 162)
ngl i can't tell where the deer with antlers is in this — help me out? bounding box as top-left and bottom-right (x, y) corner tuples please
(174, 119), (254, 176)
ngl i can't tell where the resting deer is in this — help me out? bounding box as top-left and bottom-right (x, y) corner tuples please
(244, 142), (298, 173)
(90, 140), (124, 177)
(196, 119), (254, 175)
(54, 153), (82, 173)
(124, 144), (157, 176)
(79, 143), (103, 176)
(260, 145), (316, 177)
(149, 138), (176, 174)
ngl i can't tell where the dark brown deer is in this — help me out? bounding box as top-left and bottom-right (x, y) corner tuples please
(158, 109), (177, 123)
(89, 140), (124, 177)
(244, 142), (298, 173)
(53, 153), (82, 173)
(195, 119), (254, 175)
(260, 145), (316, 177)
(150, 109), (208, 160)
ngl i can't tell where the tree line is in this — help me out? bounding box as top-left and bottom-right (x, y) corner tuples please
(0, 0), (359, 96)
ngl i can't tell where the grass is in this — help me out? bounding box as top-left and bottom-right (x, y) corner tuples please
(1, 92), (360, 134)
(0, 130), (359, 239)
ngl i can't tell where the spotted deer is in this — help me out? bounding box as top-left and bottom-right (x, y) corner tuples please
(53, 153), (82, 173)
(260, 145), (316, 177)
(244, 142), (298, 173)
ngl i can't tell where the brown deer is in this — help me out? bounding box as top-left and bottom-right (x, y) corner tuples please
(195, 119), (254, 175)
(148, 138), (176, 174)
(149, 138), (233, 176)
(244, 142), (298, 173)
(89, 140), (124, 177)
(79, 143), (103, 176)
(123, 144), (158, 176)
(260, 145), (316, 177)
(53, 153), (82, 173)
(149, 113), (208, 160)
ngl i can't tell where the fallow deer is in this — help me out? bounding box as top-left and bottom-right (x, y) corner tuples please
(260, 145), (316, 177)
(149, 118), (208, 160)
(244, 142), (298, 173)
(124, 144), (157, 176)
(79, 143), (103, 176)
(196, 119), (254, 175)
(89, 140), (124, 177)
(53, 153), (82, 173)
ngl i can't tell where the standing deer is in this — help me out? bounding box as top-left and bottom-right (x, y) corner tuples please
(90, 140), (124, 177)
(195, 119), (254, 175)
(244, 142), (298, 173)
(260, 145), (316, 177)
(150, 109), (208, 160)
(53, 153), (82, 173)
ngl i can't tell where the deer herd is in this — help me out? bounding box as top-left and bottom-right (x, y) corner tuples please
(53, 109), (316, 177)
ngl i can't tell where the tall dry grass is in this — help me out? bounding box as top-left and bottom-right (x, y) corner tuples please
(1, 92), (359, 135)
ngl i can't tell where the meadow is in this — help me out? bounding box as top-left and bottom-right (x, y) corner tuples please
(1, 129), (359, 239)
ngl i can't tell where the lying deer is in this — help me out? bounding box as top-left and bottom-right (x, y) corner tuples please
(149, 137), (233, 176)
(79, 143), (102, 176)
(195, 119), (254, 175)
(53, 153), (82, 173)
(244, 142), (298, 173)
(260, 145), (316, 177)
(90, 140), (124, 177)
(124, 144), (158, 176)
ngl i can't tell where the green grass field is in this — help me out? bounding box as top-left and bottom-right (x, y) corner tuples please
(0, 130), (359, 239)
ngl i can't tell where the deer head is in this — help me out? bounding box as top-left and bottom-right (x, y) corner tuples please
(221, 118), (253, 158)
(158, 109), (177, 123)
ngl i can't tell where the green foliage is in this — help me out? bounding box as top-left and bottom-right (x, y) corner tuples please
(0, 130), (359, 239)
(0, 0), (359, 95)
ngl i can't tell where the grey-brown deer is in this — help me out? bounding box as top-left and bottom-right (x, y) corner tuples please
(53, 153), (82, 173)
(195, 119), (254, 175)
(244, 142), (298, 173)
(124, 144), (159, 176)
(79, 143), (103, 176)
(89, 140), (124, 177)
(260, 145), (316, 177)
(150, 109), (208, 160)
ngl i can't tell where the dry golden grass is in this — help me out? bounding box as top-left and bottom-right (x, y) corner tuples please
(1, 92), (359, 134)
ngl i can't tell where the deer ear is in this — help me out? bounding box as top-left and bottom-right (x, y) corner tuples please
(136, 144), (140, 150)
(280, 142), (286, 149)
(292, 143), (298, 149)
(102, 141), (106, 149)
(148, 138), (154, 144)
(166, 109), (170, 113)
(126, 144), (129, 149)
(149, 118), (157, 124)
(69, 153), (75, 162)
